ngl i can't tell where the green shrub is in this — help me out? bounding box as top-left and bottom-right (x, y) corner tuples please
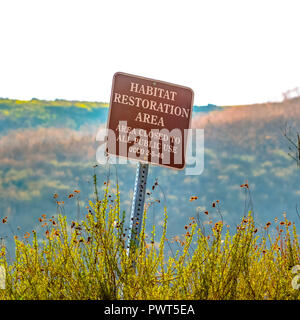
(0, 183), (300, 300)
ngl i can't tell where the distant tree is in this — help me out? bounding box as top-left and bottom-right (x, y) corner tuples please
(281, 123), (300, 167)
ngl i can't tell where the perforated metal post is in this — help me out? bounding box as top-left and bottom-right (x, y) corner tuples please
(127, 162), (149, 256)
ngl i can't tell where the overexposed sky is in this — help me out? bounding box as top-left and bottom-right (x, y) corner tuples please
(0, 0), (299, 106)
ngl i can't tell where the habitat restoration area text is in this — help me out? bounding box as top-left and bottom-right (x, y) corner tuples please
(103, 302), (195, 317)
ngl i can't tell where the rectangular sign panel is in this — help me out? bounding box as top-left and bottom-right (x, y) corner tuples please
(106, 72), (194, 169)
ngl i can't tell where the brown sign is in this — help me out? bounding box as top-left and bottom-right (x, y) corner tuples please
(106, 72), (194, 169)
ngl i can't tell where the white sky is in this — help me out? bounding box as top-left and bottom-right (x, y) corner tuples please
(0, 0), (299, 106)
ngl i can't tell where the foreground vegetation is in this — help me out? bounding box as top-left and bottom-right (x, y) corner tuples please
(0, 181), (300, 300)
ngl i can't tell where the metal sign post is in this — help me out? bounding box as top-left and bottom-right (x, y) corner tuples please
(106, 71), (194, 260)
(127, 162), (149, 256)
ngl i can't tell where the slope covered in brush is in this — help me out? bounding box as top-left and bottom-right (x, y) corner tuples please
(0, 97), (299, 256)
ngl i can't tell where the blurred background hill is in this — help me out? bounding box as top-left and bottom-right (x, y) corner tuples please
(0, 97), (300, 254)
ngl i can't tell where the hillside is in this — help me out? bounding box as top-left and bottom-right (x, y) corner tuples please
(0, 98), (108, 135)
(0, 97), (300, 255)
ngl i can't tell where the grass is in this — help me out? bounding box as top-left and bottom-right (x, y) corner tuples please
(0, 179), (300, 300)
(0, 97), (108, 112)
